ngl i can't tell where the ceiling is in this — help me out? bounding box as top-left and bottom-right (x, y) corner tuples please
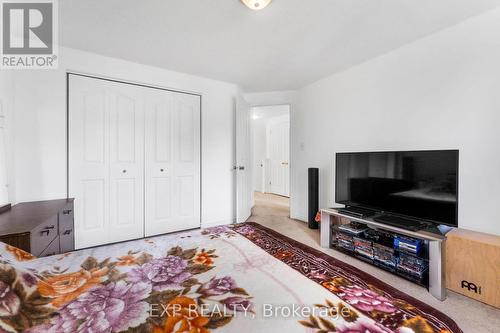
(60, 0), (500, 92)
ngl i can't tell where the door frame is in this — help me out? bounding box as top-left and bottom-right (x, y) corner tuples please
(249, 103), (291, 200)
(235, 95), (253, 223)
(66, 72), (203, 241)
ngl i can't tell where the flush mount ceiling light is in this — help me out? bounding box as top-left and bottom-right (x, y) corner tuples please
(241, 0), (272, 11)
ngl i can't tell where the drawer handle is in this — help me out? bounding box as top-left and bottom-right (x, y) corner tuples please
(44, 225), (55, 230)
(62, 210), (72, 215)
(63, 230), (72, 235)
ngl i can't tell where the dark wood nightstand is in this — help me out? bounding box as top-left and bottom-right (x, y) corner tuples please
(0, 199), (74, 257)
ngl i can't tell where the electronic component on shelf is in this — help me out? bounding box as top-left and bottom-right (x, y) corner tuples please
(338, 222), (368, 235)
(361, 228), (395, 248)
(337, 206), (376, 218)
(363, 228), (380, 241)
(335, 231), (353, 242)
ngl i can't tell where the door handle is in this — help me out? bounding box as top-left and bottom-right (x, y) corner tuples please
(238, 166), (245, 170)
(281, 162), (289, 165)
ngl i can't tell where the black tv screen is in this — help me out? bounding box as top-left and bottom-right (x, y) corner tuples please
(335, 150), (458, 227)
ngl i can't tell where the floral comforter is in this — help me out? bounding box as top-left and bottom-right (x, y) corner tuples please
(0, 222), (461, 333)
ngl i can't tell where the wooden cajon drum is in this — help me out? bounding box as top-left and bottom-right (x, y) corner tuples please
(445, 228), (500, 308)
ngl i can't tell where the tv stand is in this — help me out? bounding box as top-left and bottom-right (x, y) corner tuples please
(320, 208), (448, 300)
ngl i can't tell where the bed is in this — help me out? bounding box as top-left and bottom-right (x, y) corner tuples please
(0, 222), (461, 333)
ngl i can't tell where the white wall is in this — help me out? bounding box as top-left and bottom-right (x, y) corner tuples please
(0, 72), (15, 204)
(292, 8), (500, 235)
(9, 47), (239, 227)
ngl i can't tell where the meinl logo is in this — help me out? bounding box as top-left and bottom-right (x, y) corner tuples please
(461, 280), (482, 294)
(1, 0), (58, 69)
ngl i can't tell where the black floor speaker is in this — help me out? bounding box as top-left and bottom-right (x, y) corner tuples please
(308, 168), (319, 229)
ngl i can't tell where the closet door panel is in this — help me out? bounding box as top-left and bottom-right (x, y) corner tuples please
(108, 86), (144, 243)
(154, 178), (171, 218)
(83, 94), (105, 163)
(69, 77), (110, 249)
(177, 176), (194, 216)
(155, 106), (172, 162)
(172, 94), (201, 231)
(144, 93), (174, 236)
(116, 95), (136, 162)
(82, 179), (105, 230)
(70, 76), (144, 248)
(145, 91), (200, 236)
(178, 104), (194, 162)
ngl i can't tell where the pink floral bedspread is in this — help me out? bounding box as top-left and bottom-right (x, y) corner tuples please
(0, 222), (461, 333)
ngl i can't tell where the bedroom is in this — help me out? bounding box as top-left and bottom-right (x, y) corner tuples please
(0, 0), (499, 332)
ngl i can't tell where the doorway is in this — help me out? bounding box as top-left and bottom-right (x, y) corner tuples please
(251, 105), (290, 215)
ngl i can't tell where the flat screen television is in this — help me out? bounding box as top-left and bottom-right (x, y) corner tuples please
(335, 150), (458, 227)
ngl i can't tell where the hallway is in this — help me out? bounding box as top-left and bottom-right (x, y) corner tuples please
(251, 192), (289, 217)
(249, 191), (322, 249)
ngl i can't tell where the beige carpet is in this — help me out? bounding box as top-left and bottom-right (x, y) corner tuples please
(249, 192), (499, 333)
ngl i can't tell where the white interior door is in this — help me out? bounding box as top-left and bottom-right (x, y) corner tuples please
(144, 89), (201, 236)
(70, 75), (144, 248)
(235, 96), (253, 223)
(108, 84), (145, 243)
(267, 116), (290, 197)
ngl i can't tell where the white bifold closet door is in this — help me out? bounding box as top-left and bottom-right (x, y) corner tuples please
(144, 89), (200, 237)
(70, 76), (145, 248)
(69, 75), (200, 249)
